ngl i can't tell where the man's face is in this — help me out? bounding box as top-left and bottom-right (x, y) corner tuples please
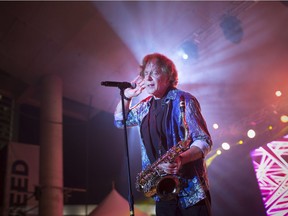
(143, 59), (170, 98)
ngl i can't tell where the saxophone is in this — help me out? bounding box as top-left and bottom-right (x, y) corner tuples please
(135, 95), (191, 200)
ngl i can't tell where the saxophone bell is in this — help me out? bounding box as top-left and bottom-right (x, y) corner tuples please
(156, 174), (181, 200)
(135, 95), (191, 200)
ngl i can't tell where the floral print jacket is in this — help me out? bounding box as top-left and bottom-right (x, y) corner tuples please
(114, 88), (212, 208)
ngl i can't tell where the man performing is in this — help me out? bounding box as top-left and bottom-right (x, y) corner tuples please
(114, 53), (212, 216)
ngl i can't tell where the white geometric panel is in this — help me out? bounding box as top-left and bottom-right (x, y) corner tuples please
(250, 137), (288, 216)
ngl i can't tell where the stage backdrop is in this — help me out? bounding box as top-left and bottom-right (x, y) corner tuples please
(250, 135), (288, 216)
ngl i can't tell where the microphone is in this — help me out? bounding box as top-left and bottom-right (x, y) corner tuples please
(101, 81), (136, 89)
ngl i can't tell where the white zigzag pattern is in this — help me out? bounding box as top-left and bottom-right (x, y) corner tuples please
(251, 139), (288, 216)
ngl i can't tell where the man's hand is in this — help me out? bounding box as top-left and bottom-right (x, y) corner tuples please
(157, 157), (182, 175)
(124, 75), (145, 99)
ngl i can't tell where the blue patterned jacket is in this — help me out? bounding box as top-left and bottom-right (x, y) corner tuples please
(114, 88), (212, 208)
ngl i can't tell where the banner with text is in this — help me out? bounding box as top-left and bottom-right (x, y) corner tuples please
(3, 142), (39, 216)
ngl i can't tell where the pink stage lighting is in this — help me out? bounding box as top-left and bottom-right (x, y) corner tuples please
(250, 137), (288, 216)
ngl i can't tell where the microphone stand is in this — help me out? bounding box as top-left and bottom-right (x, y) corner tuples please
(118, 87), (135, 216)
(119, 87), (134, 216)
(101, 82), (135, 216)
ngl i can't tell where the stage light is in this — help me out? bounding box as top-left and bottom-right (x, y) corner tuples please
(216, 149), (222, 155)
(221, 142), (230, 150)
(275, 90), (282, 97)
(238, 140), (243, 145)
(268, 125), (273, 130)
(179, 40), (198, 61)
(280, 115), (288, 123)
(213, 123), (219, 129)
(247, 129), (256, 138)
(206, 152), (219, 167)
(220, 14), (243, 44)
(182, 53), (189, 60)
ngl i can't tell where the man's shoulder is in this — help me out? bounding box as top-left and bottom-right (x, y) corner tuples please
(169, 88), (196, 100)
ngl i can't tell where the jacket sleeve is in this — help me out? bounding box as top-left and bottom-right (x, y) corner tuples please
(185, 95), (212, 157)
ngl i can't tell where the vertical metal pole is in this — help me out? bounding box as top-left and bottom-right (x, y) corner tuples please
(120, 88), (134, 216)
